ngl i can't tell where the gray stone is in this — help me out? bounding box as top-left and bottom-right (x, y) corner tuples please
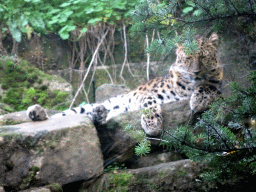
(0, 115), (103, 189)
(0, 110), (59, 126)
(96, 84), (130, 103)
(97, 100), (190, 167)
(80, 159), (211, 192)
(21, 187), (51, 192)
(0, 186), (4, 192)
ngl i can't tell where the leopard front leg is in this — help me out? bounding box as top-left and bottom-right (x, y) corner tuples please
(140, 95), (163, 137)
(190, 84), (221, 113)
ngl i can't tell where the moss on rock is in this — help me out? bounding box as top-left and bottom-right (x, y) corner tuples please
(0, 58), (71, 111)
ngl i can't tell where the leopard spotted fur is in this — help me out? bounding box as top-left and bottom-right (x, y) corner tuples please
(27, 33), (223, 136)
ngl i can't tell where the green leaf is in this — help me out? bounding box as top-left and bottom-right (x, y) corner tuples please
(60, 2), (71, 7)
(85, 7), (95, 14)
(183, 7), (194, 13)
(8, 22), (22, 42)
(58, 25), (76, 40)
(59, 32), (69, 40)
(29, 16), (45, 29)
(20, 14), (28, 27)
(88, 18), (101, 24)
(193, 9), (203, 16)
(80, 27), (87, 33)
(186, 1), (195, 7)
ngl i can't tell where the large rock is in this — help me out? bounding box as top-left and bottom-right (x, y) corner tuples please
(96, 100), (190, 167)
(79, 159), (212, 192)
(0, 110), (59, 126)
(95, 84), (130, 103)
(0, 115), (103, 190)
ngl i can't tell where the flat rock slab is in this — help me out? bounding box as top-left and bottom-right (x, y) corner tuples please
(0, 110), (59, 126)
(0, 115), (103, 190)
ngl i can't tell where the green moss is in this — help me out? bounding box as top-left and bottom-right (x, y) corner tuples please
(20, 166), (40, 190)
(49, 183), (63, 192)
(108, 172), (133, 192)
(0, 59), (70, 111)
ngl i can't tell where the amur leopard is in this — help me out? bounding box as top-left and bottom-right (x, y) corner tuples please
(27, 33), (223, 137)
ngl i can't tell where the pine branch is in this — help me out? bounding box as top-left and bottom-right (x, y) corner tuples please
(193, 1), (213, 18)
(209, 124), (231, 150)
(248, 0), (254, 13)
(163, 128), (256, 154)
(226, 0), (240, 15)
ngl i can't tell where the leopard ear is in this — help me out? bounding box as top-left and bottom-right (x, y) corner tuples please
(209, 33), (218, 47)
(175, 43), (182, 53)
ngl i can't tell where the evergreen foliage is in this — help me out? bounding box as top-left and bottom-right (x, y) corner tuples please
(131, 72), (256, 184)
(131, 0), (256, 55)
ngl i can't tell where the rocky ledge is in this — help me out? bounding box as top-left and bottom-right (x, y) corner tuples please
(0, 115), (103, 191)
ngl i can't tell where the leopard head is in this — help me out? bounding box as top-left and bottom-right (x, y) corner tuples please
(173, 33), (223, 81)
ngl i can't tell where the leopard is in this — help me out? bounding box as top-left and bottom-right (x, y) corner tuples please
(27, 33), (223, 137)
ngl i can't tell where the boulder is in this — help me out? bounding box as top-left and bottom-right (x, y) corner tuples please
(0, 110), (59, 126)
(95, 84), (130, 103)
(96, 100), (190, 167)
(0, 115), (103, 190)
(79, 159), (212, 192)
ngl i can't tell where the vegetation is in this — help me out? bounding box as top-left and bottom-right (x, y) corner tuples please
(131, 0), (256, 56)
(128, 0), (256, 188)
(128, 72), (256, 187)
(108, 172), (133, 192)
(0, 58), (69, 111)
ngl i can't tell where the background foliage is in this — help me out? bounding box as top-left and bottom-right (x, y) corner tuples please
(0, 58), (69, 111)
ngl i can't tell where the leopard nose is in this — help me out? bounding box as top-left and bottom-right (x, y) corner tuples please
(193, 71), (201, 75)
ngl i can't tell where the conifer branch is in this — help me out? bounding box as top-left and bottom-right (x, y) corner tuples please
(193, 1), (213, 18)
(247, 0), (254, 13)
(226, 0), (240, 15)
(209, 124), (231, 150)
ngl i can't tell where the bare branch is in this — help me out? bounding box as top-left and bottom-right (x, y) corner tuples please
(97, 52), (114, 84)
(69, 29), (109, 108)
(120, 21), (128, 83)
(82, 86), (90, 103)
(145, 34), (150, 81)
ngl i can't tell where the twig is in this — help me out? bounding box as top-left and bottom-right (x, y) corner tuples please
(97, 52), (114, 84)
(69, 29), (109, 108)
(82, 85), (90, 103)
(120, 21), (128, 83)
(209, 124), (231, 150)
(145, 33), (150, 81)
(145, 137), (168, 143)
(193, 1), (213, 18)
(87, 60), (97, 93)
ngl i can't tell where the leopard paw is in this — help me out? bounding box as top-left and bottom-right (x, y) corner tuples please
(141, 112), (162, 137)
(27, 104), (49, 121)
(91, 105), (108, 125)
